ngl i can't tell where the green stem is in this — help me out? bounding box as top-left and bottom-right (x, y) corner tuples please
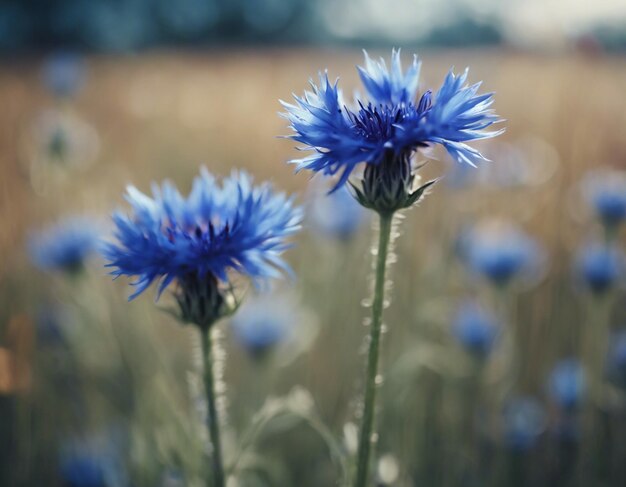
(201, 327), (225, 487)
(354, 212), (393, 487)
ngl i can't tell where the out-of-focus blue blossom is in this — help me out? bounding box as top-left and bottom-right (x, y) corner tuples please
(232, 293), (297, 357)
(552, 414), (580, 443)
(104, 168), (302, 300)
(608, 331), (626, 388)
(460, 221), (545, 287)
(575, 243), (624, 294)
(232, 291), (318, 364)
(59, 429), (128, 487)
(29, 217), (100, 275)
(59, 423), (130, 487)
(582, 169), (626, 228)
(159, 469), (185, 487)
(35, 305), (69, 346)
(307, 181), (367, 240)
(282, 50), (502, 189)
(502, 396), (547, 452)
(451, 300), (499, 357)
(156, 0), (219, 39)
(60, 454), (108, 487)
(42, 52), (86, 99)
(548, 359), (586, 411)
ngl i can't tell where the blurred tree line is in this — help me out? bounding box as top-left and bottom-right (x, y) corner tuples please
(0, 0), (505, 53)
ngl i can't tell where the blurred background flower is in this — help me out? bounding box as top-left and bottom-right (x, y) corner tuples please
(41, 51), (86, 100)
(231, 290), (318, 364)
(306, 181), (368, 241)
(28, 216), (101, 275)
(574, 243), (624, 295)
(547, 359), (586, 411)
(502, 396), (547, 452)
(451, 299), (499, 358)
(459, 220), (546, 288)
(608, 331), (626, 389)
(582, 169), (626, 230)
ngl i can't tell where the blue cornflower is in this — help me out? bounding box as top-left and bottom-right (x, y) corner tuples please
(103, 168), (302, 328)
(35, 305), (69, 346)
(460, 221), (544, 287)
(282, 50), (502, 212)
(582, 169), (626, 228)
(29, 217), (100, 275)
(308, 180), (367, 240)
(608, 331), (626, 388)
(451, 300), (499, 358)
(547, 359), (586, 411)
(159, 468), (185, 487)
(231, 292), (296, 358)
(60, 454), (107, 487)
(575, 243), (624, 295)
(502, 396), (546, 452)
(42, 51), (86, 99)
(59, 429), (128, 487)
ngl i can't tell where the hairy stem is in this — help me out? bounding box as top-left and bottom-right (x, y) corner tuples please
(354, 212), (393, 487)
(201, 327), (225, 487)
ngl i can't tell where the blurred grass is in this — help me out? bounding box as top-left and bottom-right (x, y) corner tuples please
(1, 48), (626, 486)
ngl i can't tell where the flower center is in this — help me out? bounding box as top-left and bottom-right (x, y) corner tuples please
(349, 103), (404, 143)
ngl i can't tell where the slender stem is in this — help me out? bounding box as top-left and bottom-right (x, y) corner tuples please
(354, 212), (393, 487)
(201, 327), (225, 487)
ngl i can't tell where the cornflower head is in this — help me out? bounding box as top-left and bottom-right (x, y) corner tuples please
(231, 291), (315, 361)
(451, 299), (499, 358)
(282, 49), (503, 214)
(232, 292), (294, 357)
(42, 51), (86, 99)
(582, 169), (626, 230)
(575, 243), (625, 295)
(547, 359), (586, 412)
(502, 396), (547, 452)
(103, 168), (302, 330)
(60, 454), (108, 487)
(35, 304), (70, 346)
(28, 216), (100, 276)
(460, 220), (545, 288)
(59, 433), (128, 487)
(608, 331), (626, 389)
(159, 469), (185, 487)
(307, 180), (368, 241)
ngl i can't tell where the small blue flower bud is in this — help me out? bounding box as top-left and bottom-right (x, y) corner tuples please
(575, 244), (624, 295)
(547, 359), (586, 411)
(461, 221), (544, 287)
(308, 182), (367, 240)
(60, 455), (107, 487)
(28, 217), (100, 276)
(231, 293), (296, 358)
(608, 331), (626, 389)
(452, 300), (498, 358)
(502, 397), (546, 452)
(42, 52), (86, 99)
(583, 170), (626, 228)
